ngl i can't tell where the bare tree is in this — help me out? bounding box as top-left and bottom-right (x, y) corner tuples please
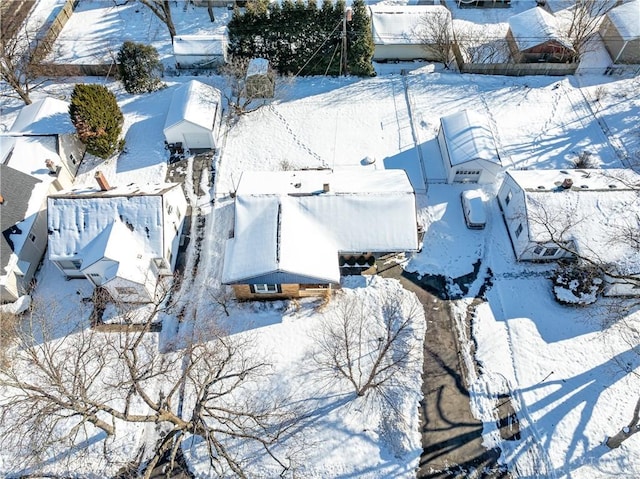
(416, 9), (454, 69)
(0, 294), (296, 478)
(562, 0), (617, 61)
(0, 25), (47, 104)
(312, 288), (422, 401)
(454, 24), (511, 64)
(139, 0), (177, 42)
(207, 0), (216, 23)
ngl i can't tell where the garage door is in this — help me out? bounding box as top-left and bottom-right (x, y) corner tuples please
(453, 169), (481, 183)
(183, 132), (213, 149)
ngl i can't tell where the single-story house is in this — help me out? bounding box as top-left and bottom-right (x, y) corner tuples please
(173, 33), (228, 69)
(437, 110), (501, 184)
(369, 5), (452, 62)
(222, 169), (420, 300)
(599, 0), (640, 64)
(163, 80), (223, 151)
(507, 7), (576, 63)
(497, 168), (640, 296)
(0, 98), (85, 304)
(245, 58), (275, 99)
(47, 173), (188, 303)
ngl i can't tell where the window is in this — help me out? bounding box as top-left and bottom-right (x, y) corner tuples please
(505, 190), (513, 206)
(29, 233), (36, 242)
(533, 245), (544, 255)
(167, 205), (173, 215)
(543, 247), (558, 257)
(115, 287), (137, 295)
(251, 284), (280, 294)
(515, 223), (523, 238)
(58, 259), (82, 270)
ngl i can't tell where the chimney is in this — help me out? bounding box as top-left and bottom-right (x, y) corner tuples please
(95, 171), (111, 191)
(323, 183), (330, 193)
(45, 159), (58, 174)
(561, 178), (573, 190)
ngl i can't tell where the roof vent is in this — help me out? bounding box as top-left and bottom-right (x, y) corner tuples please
(323, 183), (330, 193)
(294, 182), (301, 188)
(561, 178), (573, 189)
(537, 185), (546, 190)
(580, 185), (589, 189)
(609, 184), (617, 188)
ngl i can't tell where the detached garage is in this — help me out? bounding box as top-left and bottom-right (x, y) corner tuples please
(437, 110), (501, 184)
(163, 80), (222, 151)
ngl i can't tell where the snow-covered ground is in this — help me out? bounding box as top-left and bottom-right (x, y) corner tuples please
(1, 0), (639, 477)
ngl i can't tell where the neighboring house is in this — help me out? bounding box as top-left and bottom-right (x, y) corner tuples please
(163, 80), (223, 151)
(507, 7), (575, 63)
(47, 173), (188, 303)
(0, 98), (85, 304)
(369, 5), (452, 62)
(437, 110), (501, 184)
(599, 0), (640, 64)
(173, 34), (228, 69)
(497, 168), (640, 296)
(245, 58), (275, 99)
(222, 170), (420, 300)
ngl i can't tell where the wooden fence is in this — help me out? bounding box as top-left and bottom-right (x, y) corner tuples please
(37, 62), (119, 78)
(31, 0), (77, 63)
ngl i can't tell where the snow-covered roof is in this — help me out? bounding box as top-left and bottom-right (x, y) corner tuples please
(223, 170), (419, 284)
(440, 110), (500, 167)
(507, 168), (640, 274)
(47, 183), (180, 262)
(163, 80), (221, 133)
(246, 58), (269, 77)
(369, 5), (451, 45)
(9, 97), (74, 135)
(606, 0), (640, 41)
(508, 7), (572, 51)
(173, 34), (227, 56)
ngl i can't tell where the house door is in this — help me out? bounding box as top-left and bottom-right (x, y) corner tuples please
(453, 169), (481, 183)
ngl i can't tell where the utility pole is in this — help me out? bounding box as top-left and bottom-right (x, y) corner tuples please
(341, 7), (352, 76)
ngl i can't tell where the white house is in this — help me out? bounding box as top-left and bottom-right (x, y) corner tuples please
(163, 80), (222, 151)
(173, 33), (228, 69)
(497, 168), (640, 296)
(222, 169), (420, 300)
(47, 173), (188, 303)
(437, 110), (501, 184)
(0, 98), (85, 304)
(369, 5), (452, 62)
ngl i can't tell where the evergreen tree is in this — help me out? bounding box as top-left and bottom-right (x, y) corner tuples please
(117, 41), (164, 94)
(69, 84), (124, 159)
(348, 0), (375, 77)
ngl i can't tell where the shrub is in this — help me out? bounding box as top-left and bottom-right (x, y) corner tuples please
(552, 262), (604, 306)
(117, 41), (164, 94)
(69, 84), (124, 159)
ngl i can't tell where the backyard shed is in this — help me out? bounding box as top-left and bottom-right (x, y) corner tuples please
(163, 80), (222, 151)
(507, 7), (575, 63)
(173, 33), (228, 69)
(437, 110), (501, 184)
(599, 0), (640, 64)
(369, 5), (452, 62)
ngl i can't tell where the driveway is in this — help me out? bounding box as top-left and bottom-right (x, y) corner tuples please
(378, 262), (509, 478)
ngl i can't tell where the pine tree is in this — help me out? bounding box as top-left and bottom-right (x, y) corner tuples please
(117, 41), (164, 94)
(348, 0), (375, 76)
(69, 84), (124, 159)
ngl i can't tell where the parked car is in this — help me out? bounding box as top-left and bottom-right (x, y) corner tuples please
(461, 190), (486, 229)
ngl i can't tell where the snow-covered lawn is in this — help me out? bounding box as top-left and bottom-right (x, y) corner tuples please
(1, 0), (639, 477)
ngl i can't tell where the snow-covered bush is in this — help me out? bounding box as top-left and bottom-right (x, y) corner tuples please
(552, 262), (604, 306)
(117, 41), (164, 94)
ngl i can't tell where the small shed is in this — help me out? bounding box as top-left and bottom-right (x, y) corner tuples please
(507, 7), (575, 63)
(599, 0), (640, 64)
(437, 110), (501, 184)
(245, 58), (275, 99)
(369, 5), (452, 62)
(173, 33), (228, 69)
(163, 80), (222, 151)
